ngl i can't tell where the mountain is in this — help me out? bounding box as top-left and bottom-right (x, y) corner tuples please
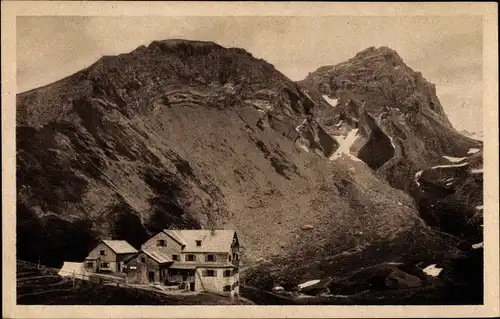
(16, 40), (482, 304)
(299, 46), (483, 238)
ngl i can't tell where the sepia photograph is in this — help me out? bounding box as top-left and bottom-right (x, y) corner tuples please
(2, 1), (499, 318)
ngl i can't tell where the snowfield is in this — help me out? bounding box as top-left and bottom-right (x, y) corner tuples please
(422, 264), (443, 277)
(442, 155), (466, 163)
(414, 170), (423, 186)
(322, 95), (339, 107)
(388, 136), (396, 150)
(295, 119), (307, 133)
(329, 129), (363, 162)
(467, 148), (481, 155)
(472, 242), (483, 249)
(297, 279), (321, 289)
(431, 162), (469, 169)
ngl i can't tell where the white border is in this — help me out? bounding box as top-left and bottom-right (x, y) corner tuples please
(2, 2), (499, 318)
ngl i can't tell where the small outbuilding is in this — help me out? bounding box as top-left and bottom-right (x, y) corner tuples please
(84, 239), (138, 273)
(125, 248), (173, 285)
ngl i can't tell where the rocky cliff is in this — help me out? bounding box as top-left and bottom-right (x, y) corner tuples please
(16, 40), (482, 304)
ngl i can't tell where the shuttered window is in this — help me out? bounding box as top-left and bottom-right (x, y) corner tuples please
(156, 239), (166, 246)
(205, 254), (216, 262)
(186, 254), (196, 261)
(223, 269), (232, 277)
(223, 285), (232, 292)
(203, 269), (216, 277)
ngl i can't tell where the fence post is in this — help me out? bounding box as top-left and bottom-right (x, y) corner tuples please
(72, 271), (76, 288)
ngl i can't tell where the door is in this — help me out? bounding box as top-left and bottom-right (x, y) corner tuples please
(189, 282), (195, 291)
(148, 271), (155, 283)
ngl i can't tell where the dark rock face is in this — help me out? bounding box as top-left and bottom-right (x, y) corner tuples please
(16, 40), (481, 304)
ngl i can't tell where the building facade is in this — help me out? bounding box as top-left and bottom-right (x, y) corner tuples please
(125, 229), (240, 297)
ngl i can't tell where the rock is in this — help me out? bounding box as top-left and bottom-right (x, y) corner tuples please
(272, 285), (285, 292)
(301, 224), (314, 230)
(384, 269), (422, 289)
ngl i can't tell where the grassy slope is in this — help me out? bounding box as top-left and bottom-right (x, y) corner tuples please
(17, 262), (251, 305)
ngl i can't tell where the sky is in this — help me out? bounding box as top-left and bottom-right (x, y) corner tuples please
(17, 16), (483, 133)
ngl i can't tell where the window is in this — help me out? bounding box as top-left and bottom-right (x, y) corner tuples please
(196, 240), (202, 247)
(100, 262), (110, 268)
(203, 270), (216, 277)
(156, 239), (166, 247)
(85, 262), (94, 268)
(172, 254), (179, 261)
(140, 257), (146, 263)
(206, 254), (216, 262)
(228, 255), (232, 262)
(99, 249), (106, 256)
(223, 269), (232, 277)
(223, 285), (232, 292)
(129, 266), (137, 270)
(186, 254), (196, 261)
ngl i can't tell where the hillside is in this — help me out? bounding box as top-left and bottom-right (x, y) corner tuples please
(16, 40), (482, 304)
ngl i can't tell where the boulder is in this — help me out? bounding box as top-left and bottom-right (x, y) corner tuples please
(384, 269), (423, 289)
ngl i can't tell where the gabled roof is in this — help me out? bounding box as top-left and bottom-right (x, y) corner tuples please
(163, 229), (236, 253)
(101, 240), (138, 254)
(142, 248), (173, 264)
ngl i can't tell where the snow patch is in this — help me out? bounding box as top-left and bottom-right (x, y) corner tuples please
(422, 264), (442, 277)
(472, 242), (483, 249)
(298, 279), (321, 289)
(471, 168), (483, 174)
(387, 262), (403, 266)
(298, 144), (310, 153)
(330, 129), (362, 162)
(475, 205), (483, 210)
(302, 90), (315, 104)
(414, 170), (423, 186)
(323, 95), (338, 107)
(467, 148), (480, 155)
(388, 137), (396, 150)
(442, 156), (466, 163)
(431, 162), (469, 169)
(295, 119), (307, 133)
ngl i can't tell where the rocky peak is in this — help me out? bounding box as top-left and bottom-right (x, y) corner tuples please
(303, 46), (449, 125)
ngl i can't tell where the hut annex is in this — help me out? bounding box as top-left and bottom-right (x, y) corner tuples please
(124, 229), (240, 297)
